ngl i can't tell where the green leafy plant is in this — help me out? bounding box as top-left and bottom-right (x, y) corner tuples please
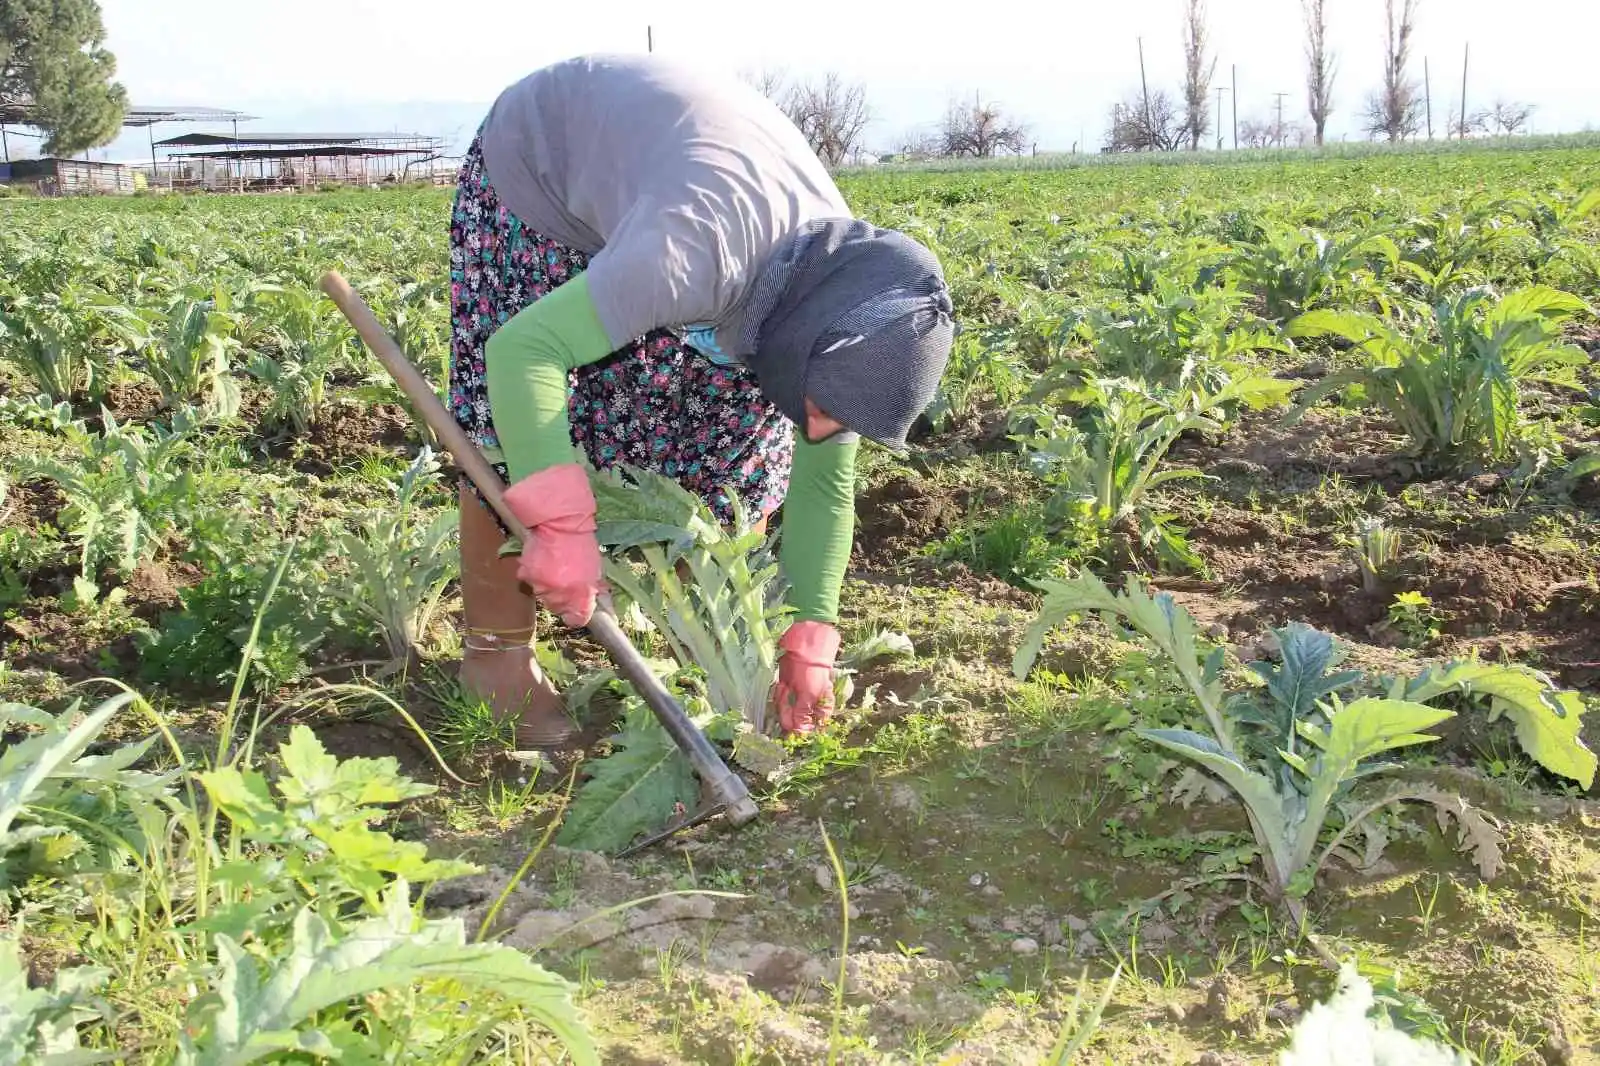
(0, 693), (176, 887)
(1287, 286), (1591, 467)
(245, 286), (354, 433)
(1011, 374), (1293, 571)
(550, 462), (833, 852)
(16, 409), (207, 580)
(555, 701), (702, 854)
(0, 283), (139, 403)
(329, 446), (459, 662)
(136, 288), (243, 415)
(139, 549), (334, 694)
(1073, 278), (1287, 389)
(934, 499), (1073, 586)
(1232, 224), (1401, 322)
(589, 462), (791, 732)
(0, 931), (114, 1064)
(1341, 517), (1403, 595)
(1013, 572), (1508, 923)
(1385, 590), (1442, 646)
(0, 687), (601, 1064)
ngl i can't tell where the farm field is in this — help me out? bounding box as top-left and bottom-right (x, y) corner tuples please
(2, 144), (1600, 1064)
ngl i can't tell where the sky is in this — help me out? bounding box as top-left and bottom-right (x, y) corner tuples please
(13, 0), (1600, 163)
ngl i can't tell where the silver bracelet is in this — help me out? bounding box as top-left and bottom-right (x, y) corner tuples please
(462, 630), (533, 653)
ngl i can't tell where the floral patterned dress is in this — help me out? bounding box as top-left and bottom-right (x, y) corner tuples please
(447, 130), (795, 527)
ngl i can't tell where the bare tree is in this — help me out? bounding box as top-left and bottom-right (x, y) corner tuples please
(785, 73), (872, 166)
(1302, 0), (1336, 145)
(1181, 0), (1218, 150)
(1469, 99), (1537, 136)
(1239, 113), (1310, 149)
(941, 95), (1030, 158)
(1105, 89), (1184, 152)
(740, 66), (790, 102)
(1362, 0), (1423, 141)
(741, 68), (871, 167)
(895, 127), (942, 160)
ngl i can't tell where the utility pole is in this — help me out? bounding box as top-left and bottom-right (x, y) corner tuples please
(1, 124), (8, 164)
(1459, 42), (1470, 140)
(647, 25), (653, 53)
(1273, 91), (1290, 147)
(1424, 57), (1433, 139)
(1231, 64), (1239, 150)
(1138, 36), (1153, 149)
(1215, 85), (1230, 150)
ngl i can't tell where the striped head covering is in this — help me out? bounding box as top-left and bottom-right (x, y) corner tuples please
(737, 218), (955, 450)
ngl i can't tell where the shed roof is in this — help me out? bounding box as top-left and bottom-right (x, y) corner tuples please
(156, 132), (441, 148)
(0, 102), (257, 127)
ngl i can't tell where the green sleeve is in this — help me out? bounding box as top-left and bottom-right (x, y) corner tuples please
(778, 435), (859, 624)
(484, 273), (618, 484)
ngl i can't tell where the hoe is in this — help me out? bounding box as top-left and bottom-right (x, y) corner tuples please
(319, 270), (760, 852)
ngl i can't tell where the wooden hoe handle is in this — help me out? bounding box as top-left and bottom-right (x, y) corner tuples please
(318, 270), (759, 829)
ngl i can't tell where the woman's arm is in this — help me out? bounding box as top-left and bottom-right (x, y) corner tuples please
(778, 434), (859, 623)
(484, 274), (616, 483)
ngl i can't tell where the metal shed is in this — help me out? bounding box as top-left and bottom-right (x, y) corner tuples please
(0, 157), (139, 195)
(153, 131), (449, 190)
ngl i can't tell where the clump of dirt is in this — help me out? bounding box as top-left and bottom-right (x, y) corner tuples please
(116, 558), (202, 621)
(1173, 408), (1407, 484)
(853, 474), (970, 568)
(5, 478), (66, 534)
(100, 381), (165, 423)
(2, 607), (141, 682)
(250, 399), (418, 474)
(309, 401), (416, 455)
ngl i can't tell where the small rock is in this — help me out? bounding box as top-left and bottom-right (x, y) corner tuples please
(1540, 1026), (1573, 1066)
(1064, 914), (1089, 933)
(847, 903), (862, 920)
(1001, 916), (1024, 933)
(1011, 937), (1040, 956)
(1198, 1053), (1226, 1066)
(1075, 931), (1101, 957)
(1166, 1002), (1188, 1023)
(1267, 1001), (1302, 1025)
(1204, 622), (1229, 641)
(981, 884), (1002, 899)
(887, 782), (924, 817)
(964, 914), (993, 933)
(814, 865), (834, 891)
(1041, 920), (1066, 947)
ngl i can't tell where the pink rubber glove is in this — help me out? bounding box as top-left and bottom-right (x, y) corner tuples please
(773, 621), (841, 736)
(503, 463), (604, 628)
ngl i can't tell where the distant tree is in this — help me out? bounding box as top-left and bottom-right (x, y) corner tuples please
(740, 66), (790, 102)
(1468, 99), (1537, 136)
(785, 73), (871, 167)
(741, 67), (871, 167)
(1239, 114), (1310, 149)
(0, 0), (127, 156)
(895, 127), (941, 160)
(1302, 0), (1336, 146)
(1105, 89), (1183, 152)
(1181, 0), (1217, 150)
(1362, 0), (1423, 142)
(941, 95), (1029, 158)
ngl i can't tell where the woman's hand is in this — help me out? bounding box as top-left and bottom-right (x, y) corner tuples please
(503, 463), (604, 627)
(772, 621), (841, 735)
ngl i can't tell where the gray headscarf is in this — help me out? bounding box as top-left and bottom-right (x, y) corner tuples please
(733, 217), (955, 450)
